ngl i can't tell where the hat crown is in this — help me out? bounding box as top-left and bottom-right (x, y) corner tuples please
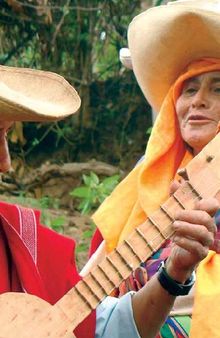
(128, 0), (220, 112)
(168, 0), (220, 12)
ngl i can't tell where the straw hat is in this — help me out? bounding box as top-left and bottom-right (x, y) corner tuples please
(0, 65), (81, 121)
(128, 0), (220, 113)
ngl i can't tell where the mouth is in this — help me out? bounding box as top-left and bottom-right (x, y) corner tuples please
(186, 114), (212, 123)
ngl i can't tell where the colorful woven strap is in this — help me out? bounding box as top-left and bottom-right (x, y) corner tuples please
(157, 316), (191, 338)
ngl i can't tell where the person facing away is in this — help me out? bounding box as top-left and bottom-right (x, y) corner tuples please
(0, 65), (98, 337)
(84, 1), (220, 337)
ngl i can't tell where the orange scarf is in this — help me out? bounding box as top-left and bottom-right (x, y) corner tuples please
(93, 58), (220, 252)
(93, 58), (220, 337)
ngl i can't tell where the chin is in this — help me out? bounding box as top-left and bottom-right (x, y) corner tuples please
(183, 130), (216, 150)
(184, 136), (207, 151)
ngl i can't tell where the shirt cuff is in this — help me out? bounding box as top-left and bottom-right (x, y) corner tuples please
(95, 292), (141, 338)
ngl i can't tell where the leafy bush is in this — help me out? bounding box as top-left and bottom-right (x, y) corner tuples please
(75, 221), (96, 255)
(70, 172), (120, 214)
(31, 196), (66, 233)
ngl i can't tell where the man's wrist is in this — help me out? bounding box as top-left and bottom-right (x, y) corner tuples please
(165, 258), (194, 283)
(157, 260), (196, 296)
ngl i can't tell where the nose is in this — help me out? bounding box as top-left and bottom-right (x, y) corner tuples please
(191, 88), (209, 109)
(0, 133), (11, 173)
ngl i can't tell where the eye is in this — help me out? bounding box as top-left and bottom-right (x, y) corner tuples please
(182, 86), (198, 96)
(213, 86), (220, 93)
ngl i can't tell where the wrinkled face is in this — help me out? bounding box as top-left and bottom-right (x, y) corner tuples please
(0, 121), (13, 173)
(176, 71), (220, 155)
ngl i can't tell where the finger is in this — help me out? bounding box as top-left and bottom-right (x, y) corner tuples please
(173, 236), (209, 260)
(169, 180), (181, 196)
(174, 210), (216, 234)
(195, 197), (220, 217)
(210, 238), (220, 253)
(172, 221), (215, 247)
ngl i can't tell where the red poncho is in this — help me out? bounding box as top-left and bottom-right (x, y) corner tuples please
(0, 200), (95, 338)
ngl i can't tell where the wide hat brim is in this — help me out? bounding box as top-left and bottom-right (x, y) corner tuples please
(0, 66), (81, 121)
(128, 1), (220, 112)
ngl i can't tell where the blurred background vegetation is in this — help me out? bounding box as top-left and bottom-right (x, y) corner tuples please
(0, 0), (172, 171)
(0, 0), (174, 264)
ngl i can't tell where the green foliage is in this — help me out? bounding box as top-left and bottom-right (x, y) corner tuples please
(69, 170), (120, 258)
(75, 221), (96, 254)
(32, 196), (66, 233)
(45, 215), (66, 233)
(146, 126), (153, 136)
(70, 172), (120, 214)
(0, 0), (152, 168)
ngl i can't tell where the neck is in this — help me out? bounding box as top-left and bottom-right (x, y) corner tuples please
(193, 147), (201, 156)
